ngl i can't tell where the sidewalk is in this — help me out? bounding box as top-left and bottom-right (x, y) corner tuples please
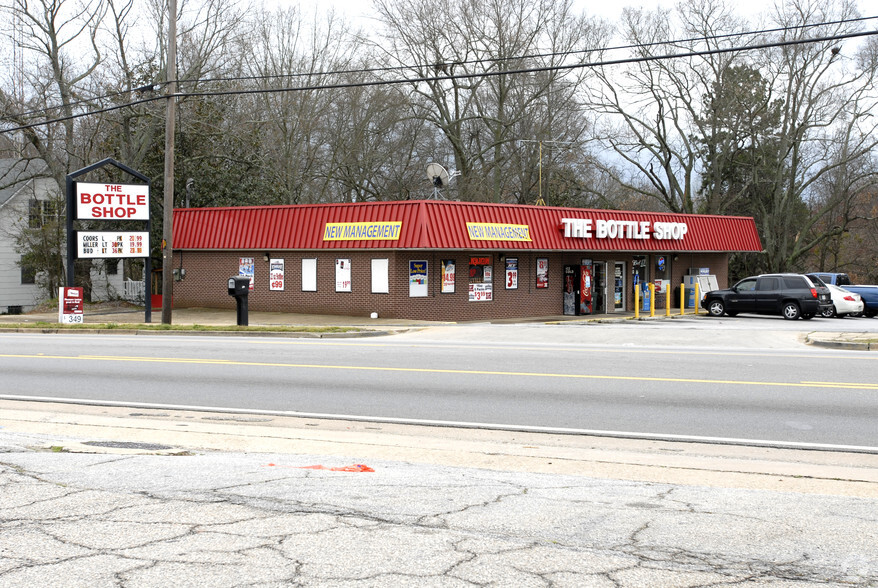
(1, 400), (877, 586)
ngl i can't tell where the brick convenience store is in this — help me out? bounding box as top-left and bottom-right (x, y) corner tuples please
(170, 200), (762, 321)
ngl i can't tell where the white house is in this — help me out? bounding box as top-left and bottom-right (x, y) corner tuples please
(0, 158), (126, 314)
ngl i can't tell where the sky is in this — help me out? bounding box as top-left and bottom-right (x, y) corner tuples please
(276, 0), (875, 31)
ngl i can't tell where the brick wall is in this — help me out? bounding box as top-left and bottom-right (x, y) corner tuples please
(171, 250), (729, 320)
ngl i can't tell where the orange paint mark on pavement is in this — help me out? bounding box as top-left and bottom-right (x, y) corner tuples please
(265, 463), (374, 472)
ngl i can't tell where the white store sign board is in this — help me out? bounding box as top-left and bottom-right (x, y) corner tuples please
(76, 182), (150, 220)
(77, 232), (149, 258)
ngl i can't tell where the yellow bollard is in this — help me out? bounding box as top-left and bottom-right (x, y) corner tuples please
(680, 283), (685, 315)
(666, 285), (671, 317)
(649, 283), (656, 317)
(694, 282), (700, 315)
(634, 287), (640, 319)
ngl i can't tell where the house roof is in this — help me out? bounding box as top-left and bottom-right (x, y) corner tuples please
(0, 158), (50, 208)
(173, 200), (762, 253)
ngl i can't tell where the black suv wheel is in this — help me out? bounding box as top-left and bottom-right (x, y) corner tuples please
(707, 299), (725, 317)
(782, 301), (801, 320)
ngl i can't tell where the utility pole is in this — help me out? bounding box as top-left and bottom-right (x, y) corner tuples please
(161, 0), (177, 324)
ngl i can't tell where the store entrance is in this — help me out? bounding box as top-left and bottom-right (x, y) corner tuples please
(592, 262), (606, 314)
(632, 255), (649, 309)
(613, 262), (625, 311)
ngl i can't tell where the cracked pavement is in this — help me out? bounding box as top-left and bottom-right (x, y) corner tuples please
(1, 404), (877, 586)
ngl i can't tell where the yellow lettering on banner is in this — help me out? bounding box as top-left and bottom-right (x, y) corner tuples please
(323, 222), (402, 241)
(466, 223), (532, 242)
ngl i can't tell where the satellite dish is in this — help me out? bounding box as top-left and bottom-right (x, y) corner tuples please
(426, 163), (460, 199)
(426, 163), (450, 189)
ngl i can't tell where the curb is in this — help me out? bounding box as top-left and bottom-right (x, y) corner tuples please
(0, 327), (410, 338)
(805, 334), (875, 351)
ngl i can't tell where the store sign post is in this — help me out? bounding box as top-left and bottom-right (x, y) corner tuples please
(66, 159), (152, 323)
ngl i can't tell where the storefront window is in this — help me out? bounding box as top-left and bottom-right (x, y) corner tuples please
(468, 255), (493, 302)
(536, 258), (548, 288)
(409, 260), (427, 297)
(302, 258), (317, 291)
(441, 259), (456, 293)
(335, 259), (352, 292)
(371, 259), (389, 293)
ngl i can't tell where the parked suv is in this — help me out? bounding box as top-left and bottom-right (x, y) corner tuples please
(702, 273), (832, 320)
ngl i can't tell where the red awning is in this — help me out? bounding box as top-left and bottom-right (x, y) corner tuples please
(173, 200), (762, 252)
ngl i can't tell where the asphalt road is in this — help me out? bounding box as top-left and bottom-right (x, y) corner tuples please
(1, 318), (876, 450)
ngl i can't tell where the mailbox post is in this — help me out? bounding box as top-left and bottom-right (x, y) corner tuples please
(227, 276), (250, 326)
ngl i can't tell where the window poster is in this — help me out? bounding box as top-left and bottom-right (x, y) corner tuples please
(536, 257), (549, 288)
(239, 257), (255, 290)
(469, 283), (493, 302)
(336, 258), (352, 292)
(441, 259), (456, 293)
(505, 258), (518, 289)
(269, 258), (284, 291)
(409, 260), (428, 297)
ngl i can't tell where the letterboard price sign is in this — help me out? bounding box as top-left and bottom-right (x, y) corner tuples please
(77, 231), (149, 258)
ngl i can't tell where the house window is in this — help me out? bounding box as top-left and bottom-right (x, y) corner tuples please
(21, 257), (36, 284)
(28, 199), (58, 228)
(106, 260), (119, 275)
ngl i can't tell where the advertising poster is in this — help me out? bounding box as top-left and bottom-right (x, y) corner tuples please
(409, 260), (428, 297)
(505, 258), (518, 289)
(483, 264), (492, 282)
(336, 259), (352, 292)
(441, 259), (456, 293)
(469, 283), (493, 302)
(536, 258), (549, 288)
(580, 264), (593, 314)
(58, 287), (84, 324)
(239, 257), (255, 290)
(269, 258), (285, 291)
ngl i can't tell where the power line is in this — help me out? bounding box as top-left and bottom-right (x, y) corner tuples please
(7, 15), (877, 121)
(2, 27), (876, 135)
(174, 14), (878, 87)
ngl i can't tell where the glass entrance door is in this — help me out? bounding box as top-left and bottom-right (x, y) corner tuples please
(593, 262), (606, 314)
(613, 262), (625, 311)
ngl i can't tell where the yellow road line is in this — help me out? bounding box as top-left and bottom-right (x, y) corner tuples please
(1, 353), (876, 390)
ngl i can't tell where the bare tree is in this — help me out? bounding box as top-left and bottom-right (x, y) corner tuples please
(584, 0), (746, 213)
(373, 0), (606, 203)
(584, 0), (878, 275)
(751, 0), (878, 272)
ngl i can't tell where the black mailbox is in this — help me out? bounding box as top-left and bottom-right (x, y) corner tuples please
(228, 276), (250, 297)
(227, 276), (250, 326)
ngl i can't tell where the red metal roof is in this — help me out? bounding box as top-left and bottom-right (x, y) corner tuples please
(173, 201), (762, 252)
